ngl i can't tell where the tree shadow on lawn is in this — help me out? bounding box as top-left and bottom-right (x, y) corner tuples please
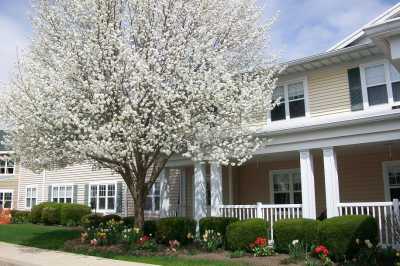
(21, 229), (81, 250)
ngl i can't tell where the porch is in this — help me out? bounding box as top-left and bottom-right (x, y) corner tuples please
(160, 140), (400, 245)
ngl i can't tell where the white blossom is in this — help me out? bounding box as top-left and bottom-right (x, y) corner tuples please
(1, 0), (282, 226)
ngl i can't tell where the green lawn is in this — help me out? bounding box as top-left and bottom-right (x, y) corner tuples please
(0, 224), (244, 266)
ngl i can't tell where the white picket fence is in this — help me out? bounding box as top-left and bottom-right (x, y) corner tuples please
(219, 203), (302, 242)
(337, 199), (400, 246)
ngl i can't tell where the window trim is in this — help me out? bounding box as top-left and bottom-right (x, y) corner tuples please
(50, 184), (74, 203)
(267, 77), (310, 124)
(88, 181), (117, 213)
(0, 155), (15, 176)
(382, 160), (400, 202)
(269, 169), (301, 204)
(359, 59), (396, 110)
(25, 185), (38, 210)
(0, 189), (13, 209)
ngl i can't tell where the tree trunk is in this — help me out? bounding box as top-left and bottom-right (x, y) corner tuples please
(128, 182), (147, 229)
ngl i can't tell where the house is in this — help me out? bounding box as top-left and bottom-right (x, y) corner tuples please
(5, 2), (400, 245)
(0, 130), (17, 210)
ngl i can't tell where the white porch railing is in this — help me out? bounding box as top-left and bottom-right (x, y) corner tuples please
(337, 199), (400, 246)
(219, 203), (303, 242)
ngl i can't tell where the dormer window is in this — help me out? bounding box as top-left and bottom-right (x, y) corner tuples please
(270, 79), (308, 122)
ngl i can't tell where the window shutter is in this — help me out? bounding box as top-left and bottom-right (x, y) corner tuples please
(84, 184), (89, 206)
(116, 182), (123, 214)
(48, 186), (52, 202)
(73, 185), (78, 203)
(347, 68), (364, 111)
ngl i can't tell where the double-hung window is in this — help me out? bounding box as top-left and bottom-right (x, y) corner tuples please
(364, 64), (388, 106)
(0, 190), (12, 208)
(90, 183), (116, 212)
(145, 181), (160, 212)
(270, 80), (307, 122)
(384, 161), (400, 201)
(52, 185), (73, 203)
(390, 64), (400, 102)
(0, 156), (14, 175)
(270, 169), (302, 204)
(26, 186), (37, 209)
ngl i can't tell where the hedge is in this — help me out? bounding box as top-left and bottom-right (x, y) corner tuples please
(199, 217), (238, 241)
(60, 204), (91, 226)
(31, 202), (60, 223)
(122, 216), (135, 227)
(156, 217), (196, 245)
(144, 220), (157, 236)
(10, 210), (31, 224)
(318, 215), (378, 261)
(274, 218), (319, 253)
(226, 219), (269, 251)
(81, 213), (103, 228)
(41, 205), (61, 225)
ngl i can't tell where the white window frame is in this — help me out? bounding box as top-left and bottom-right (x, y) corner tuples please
(25, 186), (38, 210)
(382, 160), (400, 201)
(145, 180), (161, 214)
(51, 184), (74, 204)
(267, 77), (310, 124)
(269, 169), (301, 204)
(89, 182), (117, 213)
(0, 154), (15, 176)
(359, 59), (395, 110)
(0, 189), (13, 209)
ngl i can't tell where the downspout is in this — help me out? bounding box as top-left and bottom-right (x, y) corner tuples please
(42, 169), (46, 203)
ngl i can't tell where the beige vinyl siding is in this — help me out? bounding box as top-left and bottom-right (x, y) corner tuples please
(17, 167), (44, 210)
(0, 177), (18, 209)
(308, 65), (351, 117)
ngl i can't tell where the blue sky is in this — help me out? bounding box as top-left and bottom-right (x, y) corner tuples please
(0, 0), (399, 83)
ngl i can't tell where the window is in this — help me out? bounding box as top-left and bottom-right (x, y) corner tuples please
(26, 187), (37, 209)
(390, 64), (400, 102)
(52, 185), (73, 203)
(364, 64), (388, 106)
(0, 156), (15, 175)
(90, 183), (116, 212)
(384, 161), (400, 201)
(270, 80), (307, 122)
(0, 190), (12, 208)
(145, 181), (160, 212)
(270, 169), (302, 204)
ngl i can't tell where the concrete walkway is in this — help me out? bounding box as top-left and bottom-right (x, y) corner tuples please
(0, 242), (157, 266)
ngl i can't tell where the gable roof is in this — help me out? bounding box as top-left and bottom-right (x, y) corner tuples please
(328, 3), (400, 52)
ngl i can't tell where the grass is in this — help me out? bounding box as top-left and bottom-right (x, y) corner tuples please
(0, 224), (244, 266)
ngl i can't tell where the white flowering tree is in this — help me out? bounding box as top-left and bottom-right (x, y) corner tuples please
(2, 0), (281, 227)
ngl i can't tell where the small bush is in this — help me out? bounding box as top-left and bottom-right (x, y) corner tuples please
(60, 204), (91, 226)
(122, 216), (135, 227)
(101, 214), (122, 224)
(274, 218), (319, 253)
(199, 217), (238, 241)
(156, 217), (196, 245)
(81, 213), (103, 228)
(144, 220), (157, 236)
(10, 210), (31, 224)
(318, 215), (378, 261)
(226, 219), (268, 251)
(31, 202), (61, 224)
(41, 206), (61, 225)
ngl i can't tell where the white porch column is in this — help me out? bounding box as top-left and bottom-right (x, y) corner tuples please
(323, 147), (341, 218)
(300, 150), (317, 219)
(194, 162), (207, 222)
(210, 162), (223, 216)
(160, 169), (170, 218)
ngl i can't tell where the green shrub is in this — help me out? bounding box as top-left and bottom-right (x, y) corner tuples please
(226, 219), (269, 251)
(31, 202), (61, 224)
(41, 206), (61, 225)
(81, 213), (103, 228)
(122, 216), (135, 227)
(101, 214), (122, 224)
(274, 218), (319, 253)
(318, 215), (378, 261)
(144, 220), (157, 236)
(199, 217), (238, 241)
(60, 204), (91, 226)
(156, 217), (196, 245)
(10, 210), (31, 224)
